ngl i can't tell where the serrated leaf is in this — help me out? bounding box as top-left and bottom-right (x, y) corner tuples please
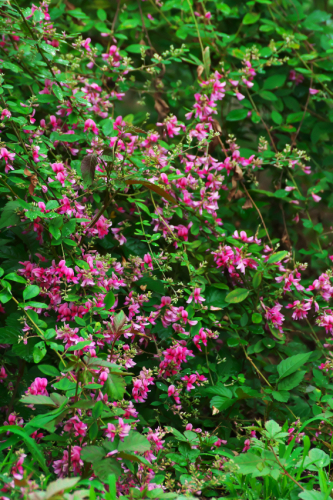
(277, 352), (312, 379)
(81, 446), (106, 463)
(118, 431), (151, 453)
(0, 326), (19, 344)
(272, 391), (290, 402)
(278, 370), (306, 391)
(105, 372), (126, 400)
(93, 458), (122, 481)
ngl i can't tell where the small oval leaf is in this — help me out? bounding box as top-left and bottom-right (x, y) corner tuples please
(225, 288), (249, 304)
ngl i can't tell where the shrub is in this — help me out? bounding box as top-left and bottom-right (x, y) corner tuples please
(0, 0), (333, 499)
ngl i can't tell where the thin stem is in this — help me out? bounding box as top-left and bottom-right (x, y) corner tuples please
(205, 345), (214, 385)
(186, 0), (207, 76)
(269, 445), (305, 491)
(241, 181), (273, 247)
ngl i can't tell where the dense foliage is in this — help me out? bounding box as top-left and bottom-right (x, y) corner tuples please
(2, 0), (333, 498)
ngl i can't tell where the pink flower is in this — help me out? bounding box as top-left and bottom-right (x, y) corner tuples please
(311, 192), (321, 202)
(51, 162), (67, 186)
(132, 368), (154, 402)
(118, 418), (131, 441)
(168, 384), (181, 404)
(26, 377), (48, 396)
(242, 438), (251, 452)
(235, 92), (245, 101)
(64, 416), (87, 437)
(53, 446), (83, 478)
(84, 118), (99, 134)
(309, 88), (319, 95)
(261, 301), (285, 332)
(0, 147), (15, 172)
(143, 253), (153, 269)
(157, 115), (185, 137)
(187, 288), (205, 304)
(102, 45), (122, 67)
(1, 109), (11, 120)
(193, 328), (207, 351)
(317, 310), (333, 334)
(81, 38), (91, 51)
(105, 423), (116, 441)
(0, 366), (7, 382)
(182, 374), (197, 391)
(286, 300), (312, 320)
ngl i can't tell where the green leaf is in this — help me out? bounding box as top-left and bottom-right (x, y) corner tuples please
(93, 458), (122, 481)
(33, 341), (47, 363)
(252, 313), (262, 324)
(118, 431), (151, 453)
(203, 46), (211, 76)
(205, 286), (228, 306)
(105, 373), (126, 400)
(53, 378), (76, 391)
(38, 364), (60, 377)
(104, 290), (115, 310)
(23, 285), (40, 301)
(67, 340), (92, 351)
(299, 491), (326, 500)
(267, 251), (289, 264)
(278, 370), (306, 391)
(271, 110), (283, 125)
(303, 448), (330, 471)
(0, 326), (19, 344)
(277, 352), (312, 379)
(272, 391), (290, 403)
(44, 478), (80, 499)
(126, 44), (150, 53)
(53, 85), (63, 100)
(5, 273), (27, 284)
(210, 395), (235, 411)
(58, 134), (81, 142)
(226, 109), (248, 121)
(81, 446), (106, 463)
(92, 400), (104, 420)
(20, 395), (57, 406)
(252, 271), (262, 289)
(259, 90), (278, 101)
(0, 200), (20, 229)
(97, 9), (107, 21)
(263, 74), (287, 89)
(287, 112), (304, 124)
(0, 425), (49, 474)
(225, 288), (249, 303)
(233, 452), (267, 474)
(2, 61), (21, 73)
(136, 201), (151, 216)
(136, 276), (165, 294)
(243, 12), (260, 24)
